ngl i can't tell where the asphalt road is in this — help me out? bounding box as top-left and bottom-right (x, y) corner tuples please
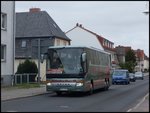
(1, 76), (149, 112)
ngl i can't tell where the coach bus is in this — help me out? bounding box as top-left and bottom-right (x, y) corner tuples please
(41, 45), (112, 95)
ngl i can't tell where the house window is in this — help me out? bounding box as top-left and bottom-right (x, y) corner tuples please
(1, 13), (7, 30)
(103, 40), (105, 46)
(21, 40), (27, 48)
(1, 45), (6, 61)
(104, 40), (107, 46)
(109, 43), (111, 48)
(63, 41), (67, 46)
(56, 39), (60, 46)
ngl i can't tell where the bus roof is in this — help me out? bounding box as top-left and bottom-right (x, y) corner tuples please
(48, 45), (111, 55)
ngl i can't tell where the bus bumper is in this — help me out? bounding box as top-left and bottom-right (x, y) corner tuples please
(46, 85), (85, 92)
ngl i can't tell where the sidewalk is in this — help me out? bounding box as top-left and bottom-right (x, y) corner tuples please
(127, 72), (149, 112)
(1, 84), (47, 101)
(127, 93), (149, 112)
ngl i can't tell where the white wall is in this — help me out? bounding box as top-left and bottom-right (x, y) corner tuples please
(1, 1), (15, 76)
(144, 60), (149, 70)
(54, 38), (69, 46)
(66, 27), (104, 50)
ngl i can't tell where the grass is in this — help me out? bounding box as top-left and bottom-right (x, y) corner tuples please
(13, 83), (41, 89)
(1, 82), (46, 90)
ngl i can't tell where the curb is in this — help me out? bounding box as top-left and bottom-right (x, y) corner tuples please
(1, 92), (52, 101)
(127, 93), (149, 112)
(1, 85), (54, 101)
(2, 93), (46, 101)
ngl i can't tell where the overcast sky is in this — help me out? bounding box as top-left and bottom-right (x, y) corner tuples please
(15, 1), (149, 57)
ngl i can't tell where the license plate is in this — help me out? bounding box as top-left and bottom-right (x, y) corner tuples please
(60, 88), (68, 91)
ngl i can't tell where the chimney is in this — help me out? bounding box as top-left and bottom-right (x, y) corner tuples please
(79, 24), (82, 27)
(29, 8), (41, 13)
(76, 23), (79, 26)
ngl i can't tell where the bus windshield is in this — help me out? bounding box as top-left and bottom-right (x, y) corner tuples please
(47, 48), (84, 74)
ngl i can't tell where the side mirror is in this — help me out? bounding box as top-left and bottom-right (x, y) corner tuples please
(81, 52), (86, 62)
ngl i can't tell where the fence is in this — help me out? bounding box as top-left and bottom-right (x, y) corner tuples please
(14, 73), (38, 84)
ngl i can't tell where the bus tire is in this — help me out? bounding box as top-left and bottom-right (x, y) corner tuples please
(104, 79), (109, 90)
(56, 91), (62, 96)
(89, 83), (94, 95)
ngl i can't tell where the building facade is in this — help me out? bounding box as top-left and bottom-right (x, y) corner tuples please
(66, 23), (104, 50)
(143, 54), (149, 72)
(134, 49), (145, 72)
(115, 45), (131, 63)
(1, 1), (15, 86)
(15, 8), (70, 81)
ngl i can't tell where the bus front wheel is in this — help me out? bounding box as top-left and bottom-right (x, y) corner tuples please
(56, 91), (62, 96)
(104, 79), (110, 90)
(89, 83), (94, 95)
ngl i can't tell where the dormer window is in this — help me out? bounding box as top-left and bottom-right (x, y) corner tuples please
(53, 23), (57, 28)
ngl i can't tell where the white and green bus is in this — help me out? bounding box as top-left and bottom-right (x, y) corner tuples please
(41, 45), (112, 95)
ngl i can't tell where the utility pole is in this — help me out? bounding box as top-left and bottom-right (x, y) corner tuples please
(38, 38), (41, 84)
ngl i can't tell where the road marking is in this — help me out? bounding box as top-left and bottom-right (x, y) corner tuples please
(127, 109), (132, 112)
(127, 93), (149, 112)
(6, 110), (17, 112)
(59, 105), (69, 108)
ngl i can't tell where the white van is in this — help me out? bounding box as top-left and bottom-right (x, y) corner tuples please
(134, 72), (144, 80)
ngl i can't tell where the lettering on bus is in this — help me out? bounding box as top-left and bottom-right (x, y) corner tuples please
(47, 69), (64, 74)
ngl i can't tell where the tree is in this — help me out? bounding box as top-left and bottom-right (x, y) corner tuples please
(16, 59), (38, 74)
(16, 59), (38, 82)
(119, 49), (136, 73)
(125, 49), (136, 63)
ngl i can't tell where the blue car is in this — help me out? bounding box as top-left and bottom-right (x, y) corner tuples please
(112, 69), (130, 85)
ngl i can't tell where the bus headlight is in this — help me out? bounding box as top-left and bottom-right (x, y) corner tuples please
(47, 82), (52, 86)
(76, 83), (83, 87)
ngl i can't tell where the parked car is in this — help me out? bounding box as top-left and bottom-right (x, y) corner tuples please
(129, 73), (136, 82)
(134, 72), (144, 80)
(112, 69), (130, 85)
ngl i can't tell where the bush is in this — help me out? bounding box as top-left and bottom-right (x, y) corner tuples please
(16, 59), (38, 82)
(16, 59), (38, 74)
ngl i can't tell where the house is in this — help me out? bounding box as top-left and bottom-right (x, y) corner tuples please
(96, 35), (119, 68)
(66, 23), (119, 68)
(66, 23), (104, 50)
(115, 45), (132, 63)
(143, 54), (149, 72)
(115, 46), (149, 72)
(15, 8), (71, 81)
(1, 1), (15, 86)
(134, 49), (145, 72)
